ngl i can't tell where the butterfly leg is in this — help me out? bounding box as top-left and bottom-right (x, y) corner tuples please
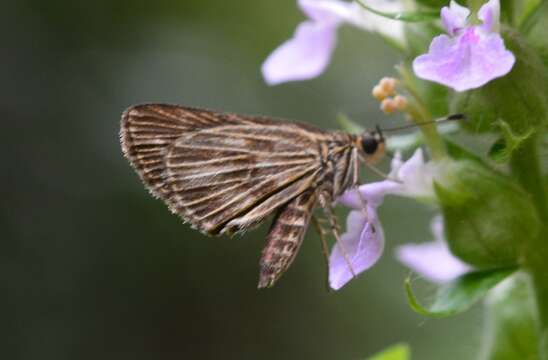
(311, 215), (332, 290)
(363, 162), (395, 181)
(258, 190), (317, 289)
(318, 192), (356, 278)
(348, 185), (380, 235)
(361, 159), (402, 183)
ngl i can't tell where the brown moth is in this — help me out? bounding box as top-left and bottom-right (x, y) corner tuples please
(120, 103), (385, 288)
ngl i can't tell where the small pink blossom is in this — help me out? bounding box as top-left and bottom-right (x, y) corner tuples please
(413, 0), (515, 92)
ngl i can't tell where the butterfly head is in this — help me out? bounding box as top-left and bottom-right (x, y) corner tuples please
(358, 125), (385, 163)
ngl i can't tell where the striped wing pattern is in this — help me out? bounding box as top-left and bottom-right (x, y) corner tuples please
(121, 104), (329, 236)
(120, 104), (253, 201)
(166, 126), (323, 235)
(258, 190), (317, 288)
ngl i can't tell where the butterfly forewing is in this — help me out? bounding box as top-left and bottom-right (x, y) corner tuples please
(121, 104), (330, 236)
(120, 104), (245, 201)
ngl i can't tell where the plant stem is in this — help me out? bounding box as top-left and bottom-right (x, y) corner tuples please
(397, 64), (447, 160)
(510, 134), (548, 359)
(510, 135), (548, 218)
(406, 102), (447, 160)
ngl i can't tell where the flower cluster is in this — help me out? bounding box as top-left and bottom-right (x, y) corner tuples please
(329, 149), (467, 289)
(371, 77), (408, 114)
(258, 1), (548, 357)
(263, 0), (514, 92)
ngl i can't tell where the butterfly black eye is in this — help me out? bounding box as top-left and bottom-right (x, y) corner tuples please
(361, 136), (378, 155)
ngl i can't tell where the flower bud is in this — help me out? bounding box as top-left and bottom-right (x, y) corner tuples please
(380, 98), (397, 114)
(372, 85), (386, 101)
(379, 77), (397, 96)
(393, 95), (408, 111)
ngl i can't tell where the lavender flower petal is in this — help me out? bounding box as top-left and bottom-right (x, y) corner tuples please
(261, 0), (355, 86)
(338, 181), (402, 209)
(298, 0), (353, 25)
(414, 0), (513, 92)
(262, 0), (406, 85)
(413, 28), (515, 92)
(261, 21), (338, 85)
(396, 216), (471, 283)
(329, 210), (385, 290)
(478, 0), (500, 33)
(396, 148), (436, 197)
(338, 149), (434, 209)
(441, 0), (470, 36)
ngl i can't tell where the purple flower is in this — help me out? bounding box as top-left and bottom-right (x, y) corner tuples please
(329, 209), (384, 290)
(262, 0), (404, 85)
(396, 216), (471, 284)
(413, 0), (515, 92)
(330, 148), (438, 289)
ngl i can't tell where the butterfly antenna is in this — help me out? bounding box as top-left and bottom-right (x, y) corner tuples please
(379, 113), (466, 133)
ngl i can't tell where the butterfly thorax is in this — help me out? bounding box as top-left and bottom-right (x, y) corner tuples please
(318, 132), (361, 200)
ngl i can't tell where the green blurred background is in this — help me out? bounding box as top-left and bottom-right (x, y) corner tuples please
(3, 1), (481, 359)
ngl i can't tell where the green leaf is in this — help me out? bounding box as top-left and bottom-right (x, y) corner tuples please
(488, 120), (534, 163)
(405, 267), (516, 318)
(356, 0), (439, 22)
(498, 0), (541, 26)
(522, 1), (548, 56)
(435, 160), (540, 268)
(367, 343), (410, 360)
(517, 0), (542, 29)
(488, 138), (508, 163)
(445, 139), (486, 164)
(480, 272), (540, 360)
(336, 113), (364, 134)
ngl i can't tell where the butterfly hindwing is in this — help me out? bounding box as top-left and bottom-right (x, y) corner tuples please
(258, 190), (318, 288)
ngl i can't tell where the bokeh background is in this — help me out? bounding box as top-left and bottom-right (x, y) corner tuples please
(4, 1), (481, 359)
